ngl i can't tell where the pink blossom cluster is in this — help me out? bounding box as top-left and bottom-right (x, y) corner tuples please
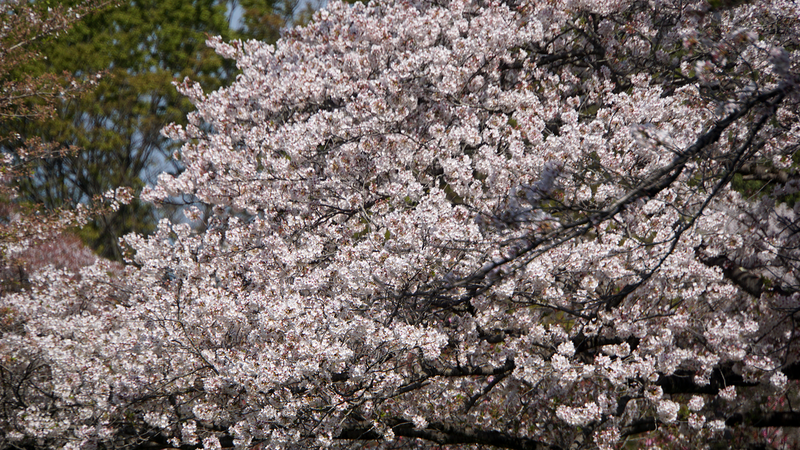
(2, 0), (800, 448)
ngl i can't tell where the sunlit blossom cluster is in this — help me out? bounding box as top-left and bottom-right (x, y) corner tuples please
(2, 0), (800, 448)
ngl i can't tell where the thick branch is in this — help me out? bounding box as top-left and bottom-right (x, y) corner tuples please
(130, 407), (800, 450)
(657, 364), (758, 395)
(696, 250), (763, 297)
(696, 248), (798, 298)
(464, 370), (509, 412)
(393, 359), (516, 396)
(778, 361), (800, 381)
(622, 411), (800, 440)
(339, 419), (562, 450)
(424, 358), (516, 377)
(346, 359), (518, 397)
(621, 418), (659, 437)
(727, 411), (800, 428)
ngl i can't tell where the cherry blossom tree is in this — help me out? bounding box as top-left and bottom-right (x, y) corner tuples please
(2, 0), (800, 449)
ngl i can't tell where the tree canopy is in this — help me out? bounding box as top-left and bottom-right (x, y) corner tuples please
(2, 0), (800, 449)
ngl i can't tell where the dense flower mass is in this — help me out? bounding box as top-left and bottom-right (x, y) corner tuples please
(2, 0), (800, 449)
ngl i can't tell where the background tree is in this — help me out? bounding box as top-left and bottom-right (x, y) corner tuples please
(4, 0), (296, 260)
(0, 0), (119, 292)
(2, 0), (800, 449)
(235, 0), (299, 42)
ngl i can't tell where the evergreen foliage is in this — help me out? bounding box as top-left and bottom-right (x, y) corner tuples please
(6, 0), (292, 259)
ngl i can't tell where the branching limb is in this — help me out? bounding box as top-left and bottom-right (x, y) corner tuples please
(657, 364), (759, 395)
(338, 419), (563, 450)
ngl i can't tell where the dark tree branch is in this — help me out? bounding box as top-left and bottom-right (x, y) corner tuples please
(573, 335), (641, 356)
(478, 326), (526, 344)
(657, 364), (759, 395)
(104, 407), (800, 450)
(339, 419), (563, 450)
(335, 358), (517, 397)
(696, 250), (764, 297)
(778, 361), (800, 380)
(726, 411), (800, 428)
(696, 247), (798, 298)
(621, 418), (659, 437)
(423, 358), (516, 378)
(621, 411), (800, 441)
(464, 371), (509, 412)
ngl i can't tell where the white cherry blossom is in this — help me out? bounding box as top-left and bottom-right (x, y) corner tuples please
(2, 0), (800, 448)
